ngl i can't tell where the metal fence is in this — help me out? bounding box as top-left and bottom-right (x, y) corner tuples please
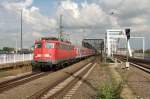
(0, 54), (33, 64)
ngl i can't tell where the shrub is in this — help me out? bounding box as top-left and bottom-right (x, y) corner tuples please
(97, 81), (122, 99)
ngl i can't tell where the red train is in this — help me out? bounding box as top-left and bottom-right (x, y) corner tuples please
(31, 37), (95, 71)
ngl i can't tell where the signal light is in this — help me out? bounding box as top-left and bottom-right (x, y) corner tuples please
(125, 28), (130, 40)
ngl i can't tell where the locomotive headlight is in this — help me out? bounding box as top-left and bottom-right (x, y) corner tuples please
(36, 54), (42, 57)
(43, 54), (50, 57)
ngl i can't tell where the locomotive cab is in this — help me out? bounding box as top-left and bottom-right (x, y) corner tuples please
(34, 40), (55, 60)
(32, 40), (56, 71)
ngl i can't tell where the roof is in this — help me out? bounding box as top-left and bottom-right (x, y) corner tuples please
(35, 39), (72, 46)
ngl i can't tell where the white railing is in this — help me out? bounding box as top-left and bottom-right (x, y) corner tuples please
(0, 54), (33, 64)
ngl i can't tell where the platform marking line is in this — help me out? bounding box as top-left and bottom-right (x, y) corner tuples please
(41, 63), (92, 99)
(63, 63), (97, 99)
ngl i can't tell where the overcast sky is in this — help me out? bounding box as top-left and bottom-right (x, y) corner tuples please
(0, 0), (150, 49)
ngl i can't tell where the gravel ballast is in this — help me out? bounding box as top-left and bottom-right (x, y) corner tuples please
(70, 58), (111, 99)
(0, 57), (93, 99)
(116, 63), (150, 98)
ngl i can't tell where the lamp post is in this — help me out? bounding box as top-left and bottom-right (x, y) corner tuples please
(20, 9), (23, 52)
(15, 34), (18, 53)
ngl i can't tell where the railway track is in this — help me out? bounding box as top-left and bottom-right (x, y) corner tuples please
(115, 55), (150, 73)
(27, 62), (96, 99)
(0, 71), (50, 93)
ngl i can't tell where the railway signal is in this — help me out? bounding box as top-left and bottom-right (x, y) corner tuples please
(125, 28), (130, 70)
(125, 28), (130, 40)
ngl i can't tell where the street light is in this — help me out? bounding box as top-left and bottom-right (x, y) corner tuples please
(15, 8), (23, 53)
(20, 9), (23, 52)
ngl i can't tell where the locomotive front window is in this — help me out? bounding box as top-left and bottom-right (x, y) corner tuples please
(35, 43), (42, 48)
(46, 43), (54, 48)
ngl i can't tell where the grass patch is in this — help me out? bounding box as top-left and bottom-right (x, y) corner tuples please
(106, 58), (114, 63)
(96, 81), (122, 99)
(100, 63), (109, 67)
(97, 58), (123, 99)
(0, 71), (12, 78)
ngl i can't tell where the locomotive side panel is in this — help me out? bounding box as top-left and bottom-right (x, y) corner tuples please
(55, 42), (76, 64)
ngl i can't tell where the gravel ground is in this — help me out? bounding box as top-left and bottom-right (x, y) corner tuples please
(66, 59), (136, 99)
(70, 58), (111, 99)
(1, 57), (146, 99)
(0, 66), (32, 82)
(0, 57), (93, 99)
(116, 63), (150, 99)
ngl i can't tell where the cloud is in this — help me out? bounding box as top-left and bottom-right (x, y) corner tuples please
(22, 6), (56, 31)
(2, 0), (57, 31)
(56, 0), (150, 48)
(0, 0), (150, 49)
(0, 0), (57, 48)
(59, 0), (79, 18)
(99, 0), (150, 28)
(2, 0), (33, 10)
(32, 32), (44, 38)
(54, 1), (113, 46)
(57, 0), (112, 30)
(101, 0), (150, 49)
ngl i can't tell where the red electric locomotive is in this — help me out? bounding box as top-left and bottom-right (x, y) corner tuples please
(32, 37), (76, 71)
(32, 37), (95, 71)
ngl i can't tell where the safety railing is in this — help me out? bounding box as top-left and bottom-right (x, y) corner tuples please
(0, 54), (33, 64)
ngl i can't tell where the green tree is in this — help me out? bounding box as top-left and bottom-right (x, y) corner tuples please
(3, 47), (15, 52)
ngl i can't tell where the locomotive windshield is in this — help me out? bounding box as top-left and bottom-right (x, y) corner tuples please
(46, 42), (54, 48)
(35, 43), (42, 48)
